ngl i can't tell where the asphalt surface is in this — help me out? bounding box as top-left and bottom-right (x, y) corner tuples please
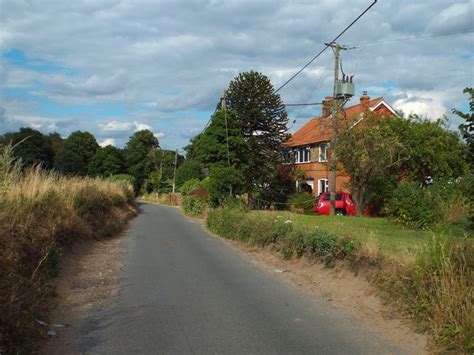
(79, 202), (404, 354)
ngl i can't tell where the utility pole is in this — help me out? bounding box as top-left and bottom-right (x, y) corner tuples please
(326, 42), (347, 216)
(221, 90), (232, 197)
(172, 149), (178, 193)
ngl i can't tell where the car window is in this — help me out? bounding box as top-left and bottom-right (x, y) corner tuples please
(323, 194), (330, 201)
(335, 194), (342, 200)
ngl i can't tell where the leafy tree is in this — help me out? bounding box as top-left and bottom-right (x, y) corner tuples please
(186, 109), (248, 170)
(336, 114), (405, 216)
(0, 127), (54, 168)
(453, 87), (473, 168)
(48, 132), (64, 166)
(381, 115), (467, 183)
(226, 71), (289, 197)
(175, 159), (203, 187)
(124, 130), (159, 191)
(207, 166), (244, 206)
(88, 145), (125, 177)
(54, 131), (99, 175)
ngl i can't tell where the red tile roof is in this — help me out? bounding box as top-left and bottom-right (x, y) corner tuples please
(285, 97), (387, 147)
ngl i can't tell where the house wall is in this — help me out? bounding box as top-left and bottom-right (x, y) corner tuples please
(293, 142), (350, 195)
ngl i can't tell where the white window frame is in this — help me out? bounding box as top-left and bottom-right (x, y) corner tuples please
(296, 146), (311, 163)
(318, 178), (329, 195)
(319, 143), (328, 162)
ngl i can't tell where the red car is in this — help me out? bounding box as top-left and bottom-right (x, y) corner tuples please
(313, 192), (356, 216)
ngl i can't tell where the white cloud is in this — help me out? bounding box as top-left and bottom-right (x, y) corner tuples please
(154, 131), (165, 139)
(99, 138), (115, 147)
(133, 121), (152, 132)
(99, 120), (133, 132)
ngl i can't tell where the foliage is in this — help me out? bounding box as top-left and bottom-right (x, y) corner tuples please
(186, 109), (248, 171)
(54, 131), (99, 176)
(382, 115), (468, 183)
(124, 129), (159, 191)
(453, 87), (473, 169)
(226, 71), (289, 197)
(207, 166), (244, 206)
(376, 238), (473, 352)
(253, 165), (296, 209)
(175, 159), (203, 187)
(182, 195), (209, 216)
(287, 192), (314, 214)
(336, 114), (405, 216)
(0, 127), (54, 168)
(88, 145), (125, 177)
(179, 178), (202, 195)
(0, 147), (136, 353)
(384, 178), (470, 229)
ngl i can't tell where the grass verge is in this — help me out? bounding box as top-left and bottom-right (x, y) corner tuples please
(0, 147), (137, 353)
(206, 207), (473, 353)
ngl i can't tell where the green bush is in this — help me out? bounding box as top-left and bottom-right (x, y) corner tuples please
(384, 179), (469, 229)
(182, 196), (208, 216)
(207, 166), (243, 206)
(179, 178), (202, 195)
(287, 192), (314, 214)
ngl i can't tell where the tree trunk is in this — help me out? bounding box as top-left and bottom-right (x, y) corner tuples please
(352, 188), (365, 217)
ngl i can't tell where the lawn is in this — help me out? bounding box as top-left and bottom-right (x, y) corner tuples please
(258, 211), (448, 255)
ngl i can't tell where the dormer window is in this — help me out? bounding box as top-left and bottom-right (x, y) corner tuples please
(319, 143), (328, 162)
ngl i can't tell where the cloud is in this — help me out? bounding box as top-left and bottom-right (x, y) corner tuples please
(99, 120), (133, 132)
(1, 0), (472, 149)
(133, 121), (152, 132)
(99, 138), (115, 147)
(154, 131), (165, 139)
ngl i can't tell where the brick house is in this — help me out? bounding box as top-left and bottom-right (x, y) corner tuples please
(284, 92), (397, 196)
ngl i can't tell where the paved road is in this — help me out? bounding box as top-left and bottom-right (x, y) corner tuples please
(79, 203), (403, 354)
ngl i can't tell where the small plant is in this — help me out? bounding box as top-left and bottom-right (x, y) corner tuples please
(287, 192), (314, 214)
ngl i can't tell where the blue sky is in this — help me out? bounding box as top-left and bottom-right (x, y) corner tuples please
(1, 0), (473, 150)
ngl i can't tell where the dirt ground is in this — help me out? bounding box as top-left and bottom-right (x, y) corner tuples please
(204, 229), (429, 354)
(44, 234), (124, 354)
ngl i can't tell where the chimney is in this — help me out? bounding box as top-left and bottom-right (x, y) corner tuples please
(360, 91), (370, 106)
(322, 96), (332, 117)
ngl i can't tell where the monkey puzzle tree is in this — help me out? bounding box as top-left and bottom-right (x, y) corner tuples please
(226, 71), (289, 199)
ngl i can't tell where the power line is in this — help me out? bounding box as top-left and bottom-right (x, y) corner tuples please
(285, 102), (323, 107)
(349, 29), (474, 48)
(274, 0), (378, 93)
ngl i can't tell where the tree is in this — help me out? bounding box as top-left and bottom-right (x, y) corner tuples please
(453, 87), (473, 168)
(226, 71), (289, 197)
(186, 109), (248, 170)
(0, 127), (54, 168)
(48, 132), (64, 166)
(175, 159), (203, 187)
(336, 114), (405, 216)
(54, 131), (99, 175)
(382, 115), (468, 183)
(88, 145), (125, 177)
(207, 166), (244, 206)
(124, 130), (159, 191)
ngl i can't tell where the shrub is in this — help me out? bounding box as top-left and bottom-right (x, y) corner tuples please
(287, 192), (314, 214)
(182, 195), (209, 216)
(384, 179), (469, 229)
(207, 166), (244, 206)
(179, 178), (202, 195)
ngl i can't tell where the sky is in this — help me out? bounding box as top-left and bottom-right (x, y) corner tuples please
(1, 0), (473, 151)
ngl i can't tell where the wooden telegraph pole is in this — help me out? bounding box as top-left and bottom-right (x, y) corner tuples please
(326, 43), (347, 216)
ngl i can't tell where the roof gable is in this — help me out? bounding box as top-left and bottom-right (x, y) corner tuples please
(286, 97), (394, 147)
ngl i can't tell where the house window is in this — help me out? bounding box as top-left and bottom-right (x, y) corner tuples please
(296, 147), (311, 163)
(319, 143), (328, 162)
(318, 179), (329, 195)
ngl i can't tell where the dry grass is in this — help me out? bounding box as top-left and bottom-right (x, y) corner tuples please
(0, 144), (137, 354)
